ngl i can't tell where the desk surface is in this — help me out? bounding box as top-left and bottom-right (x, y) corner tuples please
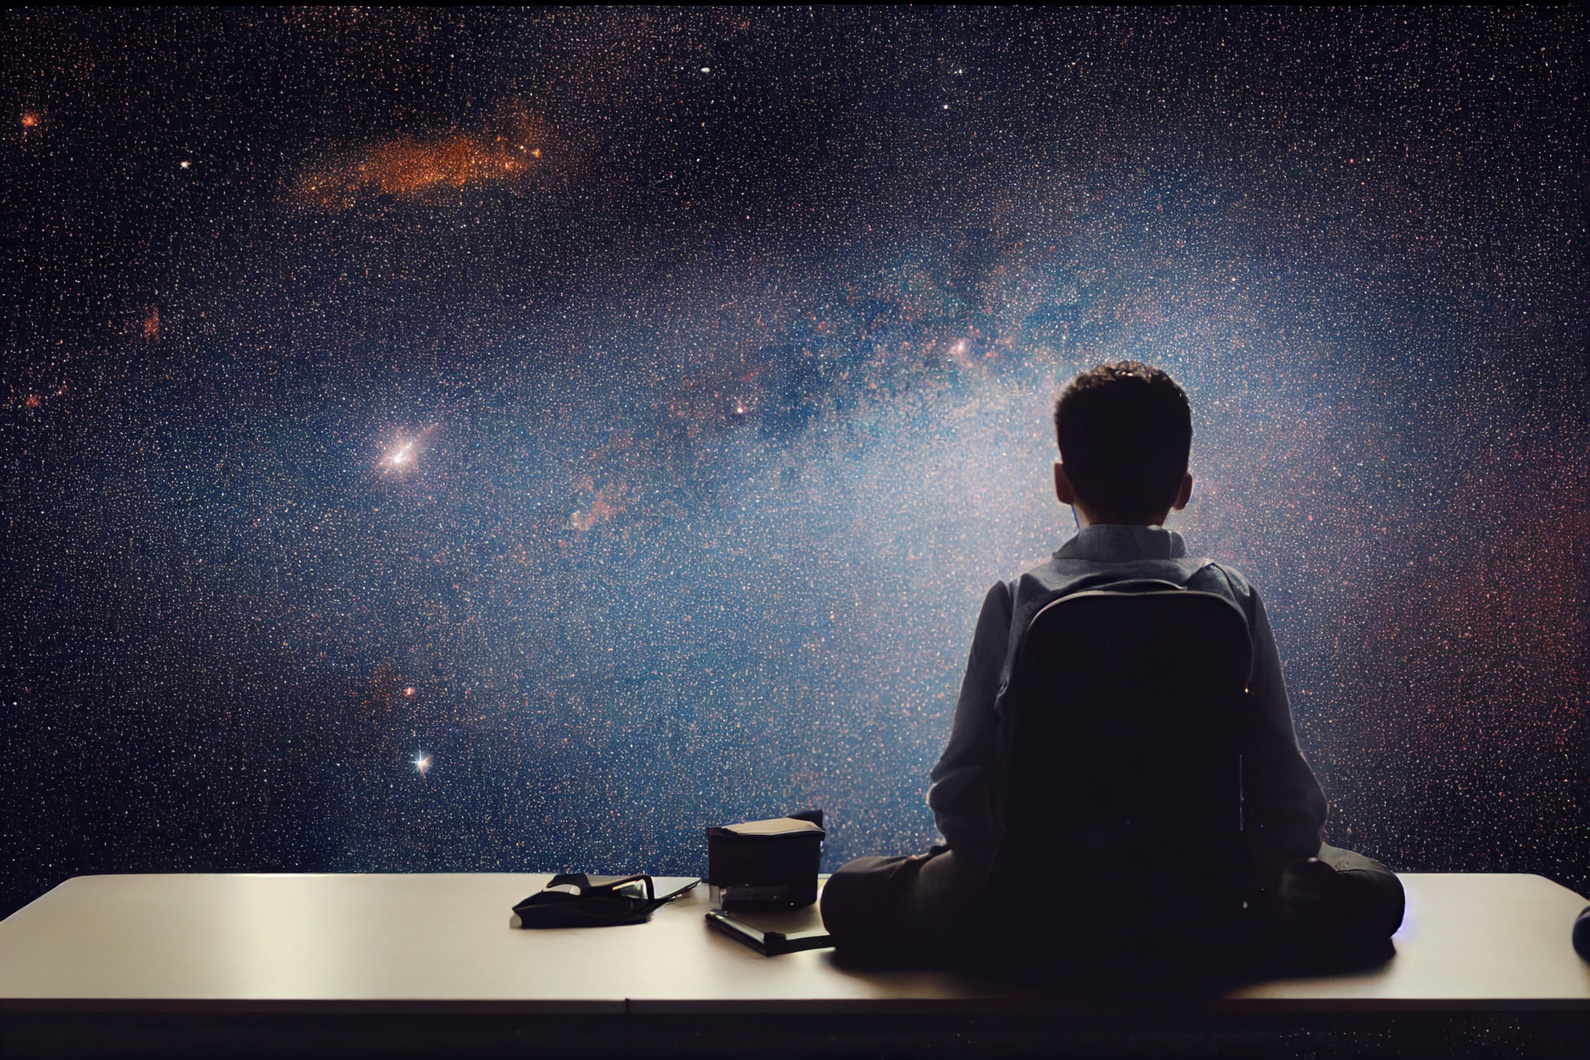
(0, 872), (1585, 1015)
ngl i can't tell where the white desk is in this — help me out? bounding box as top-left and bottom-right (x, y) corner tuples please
(0, 872), (1586, 1015)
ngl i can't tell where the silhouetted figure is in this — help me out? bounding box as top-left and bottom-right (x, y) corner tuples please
(821, 362), (1405, 984)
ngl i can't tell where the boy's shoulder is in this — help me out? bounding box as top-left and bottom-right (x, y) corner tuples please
(1005, 542), (1259, 612)
(1185, 557), (1256, 600)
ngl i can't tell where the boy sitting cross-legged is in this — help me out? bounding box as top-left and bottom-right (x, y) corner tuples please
(820, 361), (1406, 975)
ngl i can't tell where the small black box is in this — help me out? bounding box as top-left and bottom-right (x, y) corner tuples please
(707, 810), (825, 908)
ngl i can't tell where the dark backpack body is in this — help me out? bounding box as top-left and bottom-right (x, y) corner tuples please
(980, 584), (1253, 986)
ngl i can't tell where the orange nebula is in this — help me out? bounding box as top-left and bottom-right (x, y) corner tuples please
(297, 116), (548, 209)
(21, 112), (40, 129)
(571, 483), (627, 532)
(141, 306), (161, 341)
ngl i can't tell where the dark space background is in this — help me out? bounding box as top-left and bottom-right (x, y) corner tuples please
(2, 8), (1585, 919)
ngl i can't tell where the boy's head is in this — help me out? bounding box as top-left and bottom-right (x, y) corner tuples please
(1052, 362), (1193, 525)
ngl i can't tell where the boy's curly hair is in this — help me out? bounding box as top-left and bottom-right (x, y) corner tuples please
(1053, 362), (1192, 522)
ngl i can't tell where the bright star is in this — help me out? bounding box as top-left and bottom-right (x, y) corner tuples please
(379, 423), (438, 473)
(385, 441), (415, 469)
(413, 752), (432, 776)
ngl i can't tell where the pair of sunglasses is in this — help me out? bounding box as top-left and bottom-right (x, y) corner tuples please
(512, 873), (698, 928)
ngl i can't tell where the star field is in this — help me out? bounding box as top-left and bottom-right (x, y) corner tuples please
(1, 8), (1584, 917)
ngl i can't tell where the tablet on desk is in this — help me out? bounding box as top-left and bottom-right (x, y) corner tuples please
(706, 903), (833, 956)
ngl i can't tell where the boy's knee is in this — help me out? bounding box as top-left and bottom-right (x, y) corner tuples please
(1280, 848), (1405, 944)
(1336, 867), (1406, 938)
(1315, 843), (1406, 936)
(820, 854), (929, 956)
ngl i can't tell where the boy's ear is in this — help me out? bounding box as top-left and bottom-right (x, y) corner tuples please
(1172, 472), (1194, 511)
(1054, 461), (1078, 506)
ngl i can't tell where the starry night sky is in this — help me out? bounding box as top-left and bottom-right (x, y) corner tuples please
(3, 8), (1585, 918)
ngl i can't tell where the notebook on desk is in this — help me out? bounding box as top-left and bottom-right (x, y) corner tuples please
(706, 902), (833, 956)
